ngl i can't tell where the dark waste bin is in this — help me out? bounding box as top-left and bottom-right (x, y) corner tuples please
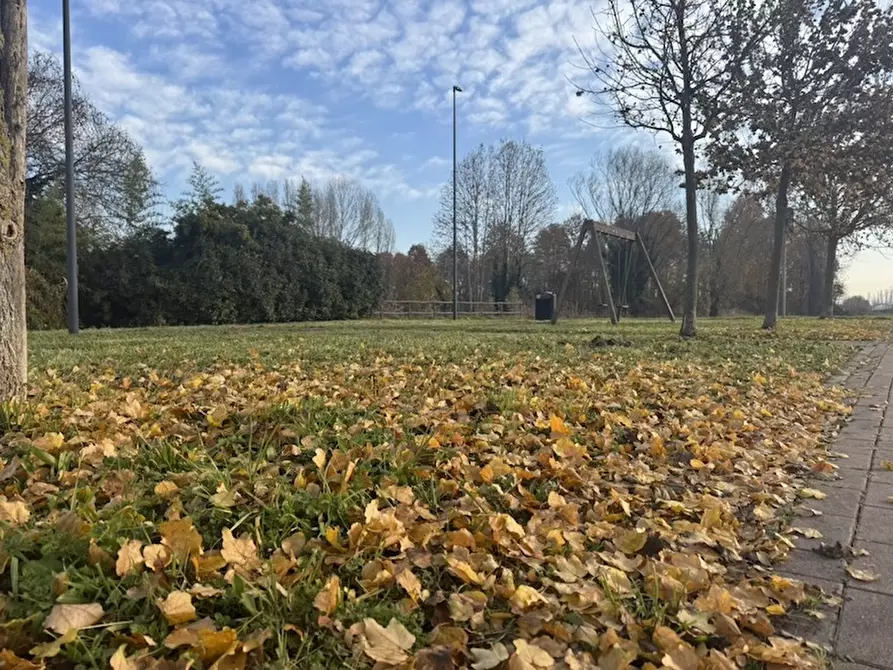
(535, 292), (555, 321)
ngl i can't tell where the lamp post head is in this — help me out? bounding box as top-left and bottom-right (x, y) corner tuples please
(453, 85), (463, 92)
(575, 89), (585, 97)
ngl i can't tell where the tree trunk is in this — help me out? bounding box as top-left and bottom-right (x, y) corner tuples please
(762, 163), (791, 329)
(820, 235), (838, 318)
(679, 136), (698, 338)
(0, 0), (28, 401)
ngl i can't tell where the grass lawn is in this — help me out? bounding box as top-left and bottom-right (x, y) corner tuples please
(1, 317), (890, 669)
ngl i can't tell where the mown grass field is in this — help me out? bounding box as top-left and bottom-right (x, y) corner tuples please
(2, 317), (890, 669)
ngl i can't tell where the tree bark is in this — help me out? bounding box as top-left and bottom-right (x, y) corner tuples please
(679, 136), (699, 338)
(820, 235), (839, 318)
(0, 0), (28, 401)
(762, 163), (791, 329)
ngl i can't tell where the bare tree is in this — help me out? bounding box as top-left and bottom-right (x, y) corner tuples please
(27, 51), (140, 236)
(576, 0), (766, 336)
(433, 144), (498, 303)
(312, 175), (394, 253)
(569, 146), (679, 224)
(433, 139), (556, 304)
(0, 0), (28, 400)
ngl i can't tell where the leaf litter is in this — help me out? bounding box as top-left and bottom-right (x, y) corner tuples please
(0, 320), (881, 668)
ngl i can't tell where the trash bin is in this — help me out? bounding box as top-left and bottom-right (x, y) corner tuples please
(535, 293), (555, 321)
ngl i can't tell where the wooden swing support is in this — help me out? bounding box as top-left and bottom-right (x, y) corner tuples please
(551, 219), (675, 325)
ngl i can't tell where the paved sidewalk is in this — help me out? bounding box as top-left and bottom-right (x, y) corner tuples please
(777, 340), (893, 669)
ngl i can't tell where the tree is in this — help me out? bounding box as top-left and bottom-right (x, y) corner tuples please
(180, 162), (222, 211)
(794, 89), (893, 317)
(577, 0), (765, 336)
(569, 146), (678, 224)
(312, 176), (394, 253)
(114, 150), (162, 233)
(713, 0), (893, 328)
(27, 51), (140, 236)
(0, 0), (28, 400)
(296, 178), (314, 230)
(433, 139), (556, 305)
(841, 295), (872, 316)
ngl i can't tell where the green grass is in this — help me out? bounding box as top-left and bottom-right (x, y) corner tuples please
(3, 315), (888, 668)
(29, 315), (890, 376)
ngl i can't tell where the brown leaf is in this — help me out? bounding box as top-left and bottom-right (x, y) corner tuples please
(157, 591), (197, 625)
(397, 569), (423, 601)
(154, 481), (180, 499)
(197, 628), (239, 665)
(109, 645), (141, 670)
(44, 603), (104, 634)
(798, 488), (827, 500)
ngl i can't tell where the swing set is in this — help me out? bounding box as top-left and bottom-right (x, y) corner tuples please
(551, 219), (675, 325)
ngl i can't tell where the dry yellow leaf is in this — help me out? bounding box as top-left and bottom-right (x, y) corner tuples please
(43, 603), (104, 634)
(143, 544), (173, 572)
(882, 460), (893, 471)
(281, 532), (306, 557)
(446, 556), (484, 585)
(358, 617), (416, 665)
(509, 639), (553, 669)
(154, 480), (179, 498)
(549, 414), (569, 435)
(33, 432), (65, 452)
(313, 575), (342, 615)
(798, 488), (827, 500)
(221, 528), (260, 570)
(509, 585), (547, 612)
(157, 591), (197, 625)
(109, 645), (143, 670)
(766, 604), (786, 615)
(116, 539), (144, 577)
(312, 448), (327, 470)
(159, 518), (203, 562)
(30, 628), (78, 658)
(470, 643), (510, 670)
(198, 628), (239, 665)
(847, 566), (881, 582)
(616, 529), (648, 554)
(210, 483), (238, 508)
(396, 569), (423, 601)
(0, 496), (30, 526)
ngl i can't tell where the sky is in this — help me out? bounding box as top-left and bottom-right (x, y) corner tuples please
(28, 0), (890, 297)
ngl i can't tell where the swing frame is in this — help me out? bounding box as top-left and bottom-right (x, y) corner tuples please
(551, 219), (675, 325)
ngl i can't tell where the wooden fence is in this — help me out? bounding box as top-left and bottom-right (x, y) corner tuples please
(377, 300), (527, 318)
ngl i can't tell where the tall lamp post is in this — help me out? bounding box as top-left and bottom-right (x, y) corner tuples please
(452, 85), (462, 321)
(63, 0), (79, 334)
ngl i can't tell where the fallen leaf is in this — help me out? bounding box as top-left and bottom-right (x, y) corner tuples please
(44, 603), (104, 634)
(210, 483), (238, 508)
(397, 569), (423, 601)
(154, 481), (180, 498)
(881, 460), (893, 471)
(359, 618), (416, 665)
(143, 544), (173, 572)
(509, 639), (553, 669)
(30, 628), (78, 658)
(799, 488), (827, 500)
(313, 575), (342, 615)
(109, 645), (141, 670)
(157, 591), (197, 625)
(509, 585), (547, 612)
(0, 496), (31, 526)
(159, 518), (203, 562)
(198, 628), (239, 665)
(116, 539), (144, 577)
(792, 527), (823, 539)
(470, 643), (510, 670)
(221, 528), (260, 570)
(847, 566), (881, 582)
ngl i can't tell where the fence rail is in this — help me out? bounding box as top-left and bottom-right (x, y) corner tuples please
(378, 300), (527, 318)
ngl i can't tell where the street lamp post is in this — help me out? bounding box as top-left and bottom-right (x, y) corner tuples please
(63, 0), (79, 334)
(452, 85), (462, 321)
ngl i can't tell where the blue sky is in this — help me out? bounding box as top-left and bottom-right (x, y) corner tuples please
(27, 0), (889, 296)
